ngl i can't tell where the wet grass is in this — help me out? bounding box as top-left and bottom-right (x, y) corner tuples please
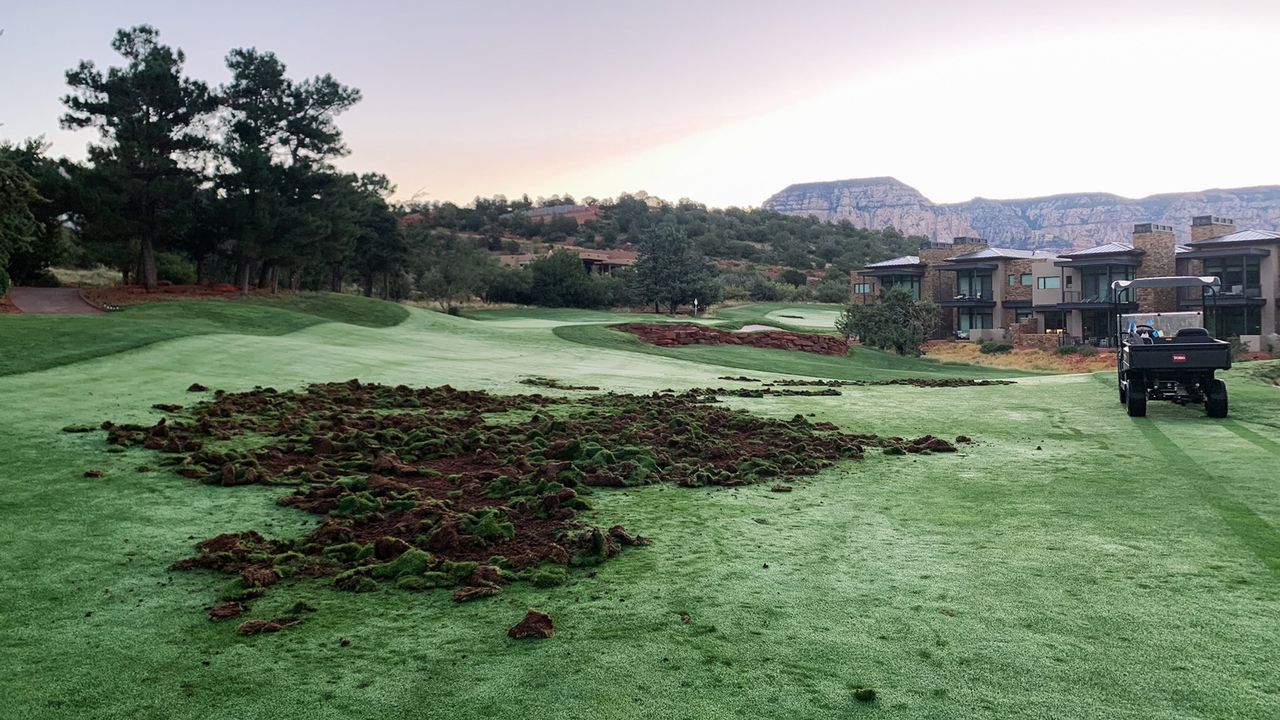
(0, 303), (1277, 719)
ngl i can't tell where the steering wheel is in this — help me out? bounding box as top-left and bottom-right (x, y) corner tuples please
(1134, 324), (1155, 335)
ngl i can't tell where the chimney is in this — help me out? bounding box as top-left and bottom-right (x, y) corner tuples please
(1190, 215), (1235, 242)
(1131, 223), (1177, 312)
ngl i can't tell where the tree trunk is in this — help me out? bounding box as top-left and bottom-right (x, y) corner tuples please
(139, 238), (158, 291)
(257, 262), (272, 290)
(195, 256), (209, 285)
(362, 275), (373, 297)
(330, 265), (343, 293)
(270, 267), (280, 294)
(237, 258), (252, 296)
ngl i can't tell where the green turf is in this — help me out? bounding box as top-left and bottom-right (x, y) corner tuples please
(553, 322), (1042, 380)
(1, 304), (1278, 719)
(0, 293), (409, 376)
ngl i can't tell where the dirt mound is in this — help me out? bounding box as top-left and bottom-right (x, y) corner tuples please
(96, 380), (970, 625)
(623, 323), (849, 356)
(519, 377), (600, 391)
(508, 610), (554, 639)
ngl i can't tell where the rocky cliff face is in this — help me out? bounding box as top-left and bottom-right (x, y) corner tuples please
(762, 177), (1280, 250)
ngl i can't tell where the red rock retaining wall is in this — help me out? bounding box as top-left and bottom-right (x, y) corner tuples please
(622, 323), (849, 356)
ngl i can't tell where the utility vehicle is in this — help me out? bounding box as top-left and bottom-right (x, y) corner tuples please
(1112, 276), (1232, 418)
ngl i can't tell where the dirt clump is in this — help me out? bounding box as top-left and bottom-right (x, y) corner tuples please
(208, 601), (248, 621)
(99, 380), (968, 624)
(623, 323), (849, 356)
(187, 383), (209, 392)
(519, 377), (600, 391)
(236, 617), (301, 635)
(508, 610), (554, 639)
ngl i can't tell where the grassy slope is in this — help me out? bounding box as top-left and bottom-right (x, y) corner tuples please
(0, 293), (409, 376)
(553, 323), (1041, 380)
(0, 305), (1278, 719)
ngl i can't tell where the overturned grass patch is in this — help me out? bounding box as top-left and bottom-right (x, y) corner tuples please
(95, 380), (969, 630)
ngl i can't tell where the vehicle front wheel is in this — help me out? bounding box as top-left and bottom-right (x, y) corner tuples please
(1126, 382), (1147, 417)
(1205, 379), (1228, 418)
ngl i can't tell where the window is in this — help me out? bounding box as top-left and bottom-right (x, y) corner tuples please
(852, 282), (872, 294)
(1204, 256), (1261, 297)
(1008, 274), (1017, 287)
(879, 275), (921, 299)
(1037, 276), (1061, 289)
(1207, 306), (1262, 336)
(1015, 308), (1034, 322)
(1066, 275), (1073, 288)
(955, 271), (992, 300)
(1081, 265), (1134, 302)
(1021, 273), (1032, 286)
(957, 308), (993, 331)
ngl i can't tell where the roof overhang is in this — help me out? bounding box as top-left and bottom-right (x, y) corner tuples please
(858, 266), (926, 277)
(937, 263), (999, 271)
(1179, 295), (1267, 307)
(1054, 257), (1142, 268)
(1055, 301), (1139, 311)
(1178, 247), (1271, 259)
(1113, 276), (1221, 291)
(1002, 299), (1032, 308)
(940, 298), (997, 308)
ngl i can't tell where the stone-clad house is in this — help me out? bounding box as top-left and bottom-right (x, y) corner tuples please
(853, 216), (1280, 349)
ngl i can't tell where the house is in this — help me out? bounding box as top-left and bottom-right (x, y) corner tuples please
(498, 245), (638, 275)
(853, 217), (1280, 348)
(520, 204), (603, 225)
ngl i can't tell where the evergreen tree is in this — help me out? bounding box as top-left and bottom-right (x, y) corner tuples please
(62, 25), (215, 290)
(631, 223), (718, 313)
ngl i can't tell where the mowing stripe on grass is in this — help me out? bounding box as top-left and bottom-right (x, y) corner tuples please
(1134, 420), (1280, 576)
(1219, 420), (1280, 459)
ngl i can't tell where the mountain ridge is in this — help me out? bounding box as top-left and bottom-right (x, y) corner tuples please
(762, 178), (1280, 250)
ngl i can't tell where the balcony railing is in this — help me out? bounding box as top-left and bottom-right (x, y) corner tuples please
(1178, 285), (1261, 302)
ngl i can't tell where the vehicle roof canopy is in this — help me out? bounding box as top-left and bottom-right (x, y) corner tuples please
(1111, 276), (1221, 291)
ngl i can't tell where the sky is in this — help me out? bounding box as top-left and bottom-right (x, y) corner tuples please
(3, 1), (1280, 208)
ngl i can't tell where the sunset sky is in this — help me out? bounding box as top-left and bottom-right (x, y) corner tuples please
(3, 1), (1279, 208)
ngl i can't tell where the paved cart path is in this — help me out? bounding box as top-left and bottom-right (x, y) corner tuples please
(7, 287), (103, 315)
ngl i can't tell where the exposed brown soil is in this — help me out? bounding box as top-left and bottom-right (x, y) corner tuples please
(96, 380), (969, 625)
(81, 283), (263, 308)
(0, 291), (19, 314)
(623, 323), (849, 356)
(508, 610), (554, 639)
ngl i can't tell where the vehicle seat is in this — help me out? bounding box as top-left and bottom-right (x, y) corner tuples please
(1174, 327), (1214, 343)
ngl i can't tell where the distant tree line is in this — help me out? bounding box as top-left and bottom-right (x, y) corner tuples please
(1, 25), (401, 296)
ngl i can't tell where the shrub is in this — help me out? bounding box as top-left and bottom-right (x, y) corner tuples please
(0, 268), (9, 296)
(155, 251), (197, 285)
(1227, 337), (1250, 361)
(1076, 346), (1098, 357)
(979, 342), (1013, 354)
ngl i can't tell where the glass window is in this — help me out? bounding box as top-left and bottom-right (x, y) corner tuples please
(1015, 308), (1034, 321)
(956, 271), (992, 300)
(1207, 306), (1262, 336)
(880, 275), (921, 299)
(1021, 273), (1033, 286)
(1066, 275), (1073, 288)
(853, 282), (872, 294)
(1205, 256), (1262, 297)
(1008, 274), (1017, 287)
(1037, 276), (1061, 289)
(957, 308), (993, 331)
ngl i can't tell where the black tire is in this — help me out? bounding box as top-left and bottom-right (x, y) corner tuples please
(1126, 381), (1147, 417)
(1205, 379), (1228, 418)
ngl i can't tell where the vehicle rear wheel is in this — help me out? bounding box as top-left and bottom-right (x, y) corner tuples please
(1205, 379), (1228, 418)
(1126, 381), (1147, 417)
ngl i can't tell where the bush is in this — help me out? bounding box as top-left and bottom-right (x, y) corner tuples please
(0, 268), (10, 296)
(155, 252), (197, 285)
(813, 280), (850, 304)
(979, 342), (1013, 354)
(1055, 345), (1099, 357)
